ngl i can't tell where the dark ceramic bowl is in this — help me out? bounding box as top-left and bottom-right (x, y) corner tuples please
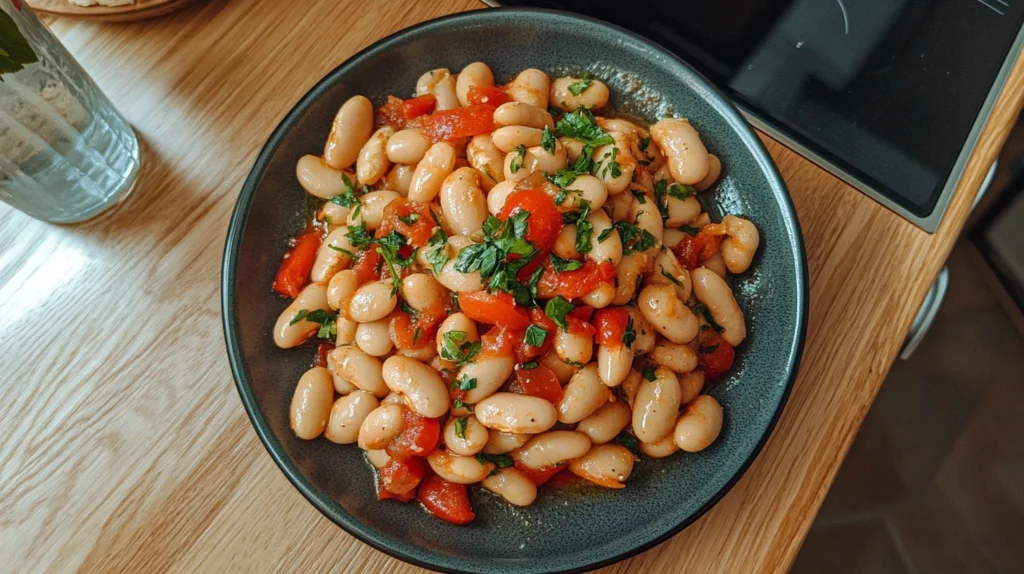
(223, 8), (807, 574)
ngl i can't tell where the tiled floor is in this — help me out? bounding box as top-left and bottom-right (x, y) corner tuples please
(791, 241), (1024, 574)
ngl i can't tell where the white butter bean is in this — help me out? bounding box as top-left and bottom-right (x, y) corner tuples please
(330, 345), (388, 397)
(440, 167), (488, 235)
(691, 267), (745, 346)
(357, 404), (403, 450)
(650, 118), (709, 185)
(482, 468), (537, 506)
(637, 285), (698, 344)
(325, 390), (379, 444)
(568, 444), (635, 488)
(387, 129), (430, 164)
(290, 367), (334, 439)
(475, 393), (558, 434)
(408, 142), (456, 203)
(356, 126), (394, 186)
(576, 400), (631, 444)
(632, 367), (683, 443)
(674, 395), (723, 452)
(348, 279), (398, 323)
(514, 431), (591, 470)
(274, 284), (332, 349)
(324, 95), (374, 170)
(354, 320), (393, 357)
(381, 355), (449, 418)
(557, 364), (611, 424)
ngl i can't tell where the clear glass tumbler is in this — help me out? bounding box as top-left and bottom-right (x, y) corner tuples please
(0, 1), (140, 223)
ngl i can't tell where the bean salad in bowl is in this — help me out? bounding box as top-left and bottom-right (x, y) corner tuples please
(270, 62), (759, 526)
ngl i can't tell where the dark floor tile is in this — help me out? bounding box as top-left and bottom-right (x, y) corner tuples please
(791, 516), (910, 574)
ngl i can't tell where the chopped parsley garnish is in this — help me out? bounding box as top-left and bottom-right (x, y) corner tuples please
(638, 136), (651, 151)
(555, 106), (614, 148)
(509, 144), (527, 173)
(454, 211), (540, 305)
(474, 452), (514, 474)
(440, 330), (482, 367)
(661, 269), (682, 286)
(678, 225), (700, 235)
(289, 309), (337, 340)
(452, 398), (472, 411)
(592, 147), (621, 178)
(572, 202), (593, 254)
(570, 144), (596, 173)
(631, 189), (647, 204)
(424, 227), (450, 274)
(693, 302), (725, 333)
(398, 213), (420, 225)
(454, 375), (478, 391)
(328, 244), (355, 258)
(652, 179), (670, 218)
(616, 432), (641, 456)
(564, 359), (586, 368)
(413, 328), (422, 345)
(544, 296), (575, 331)
(610, 218), (659, 255)
(520, 361), (540, 370)
(451, 292), (460, 311)
(330, 174), (362, 219)
(548, 169), (579, 193)
(523, 325), (548, 347)
(567, 75), (593, 96)
(622, 316), (636, 347)
(541, 125), (556, 154)
(375, 231), (414, 295)
(642, 367), (657, 381)
(454, 417), (469, 440)
(667, 183), (696, 200)
(345, 223), (374, 248)
(550, 253), (583, 273)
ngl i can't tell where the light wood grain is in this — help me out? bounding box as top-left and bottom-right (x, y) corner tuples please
(1, 1), (1021, 572)
(27, 0), (202, 21)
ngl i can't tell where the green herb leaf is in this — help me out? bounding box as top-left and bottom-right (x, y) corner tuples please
(452, 398), (472, 411)
(289, 309), (309, 326)
(612, 219), (659, 255)
(330, 174), (363, 219)
(440, 330), (482, 367)
(573, 202), (593, 254)
(345, 223), (374, 249)
(541, 125), (556, 154)
(653, 179), (669, 218)
(631, 189), (647, 204)
(555, 107), (614, 147)
(456, 375), (478, 391)
(520, 361), (539, 370)
(597, 227), (615, 243)
(424, 227), (451, 275)
(567, 77), (593, 96)
(550, 254), (583, 273)
(616, 432), (641, 456)
(376, 231), (413, 295)
(474, 452), (514, 475)
(661, 269), (682, 286)
(622, 316), (636, 347)
(638, 136), (651, 151)
(678, 225), (700, 236)
(509, 144), (527, 174)
(328, 244), (356, 258)
(592, 147), (621, 179)
(545, 296), (575, 331)
(524, 325), (548, 347)
(454, 417), (469, 440)
(454, 211), (539, 305)
(692, 302), (725, 333)
(667, 183), (696, 200)
(398, 213), (420, 225)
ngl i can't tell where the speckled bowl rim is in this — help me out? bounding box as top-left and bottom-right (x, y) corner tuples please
(222, 7), (808, 573)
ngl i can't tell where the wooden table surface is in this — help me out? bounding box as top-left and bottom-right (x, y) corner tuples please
(3, 0), (1022, 572)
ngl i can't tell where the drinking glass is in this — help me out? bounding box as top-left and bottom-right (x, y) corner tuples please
(0, 1), (141, 223)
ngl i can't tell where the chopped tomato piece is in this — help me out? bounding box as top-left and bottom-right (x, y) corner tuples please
(513, 364), (563, 404)
(547, 469), (586, 488)
(499, 190), (564, 252)
(478, 324), (521, 358)
(568, 305), (594, 323)
(419, 104), (496, 142)
(386, 408), (441, 459)
(374, 95), (406, 129)
(351, 248), (383, 285)
(593, 307), (630, 347)
(389, 310), (419, 350)
(418, 474), (475, 525)
(696, 328), (736, 380)
(514, 461), (566, 486)
(400, 94), (436, 120)
(536, 259), (617, 300)
(272, 229), (321, 298)
(515, 308), (556, 362)
(315, 342), (335, 368)
(566, 316), (596, 338)
(376, 474), (416, 502)
(467, 85), (512, 106)
(674, 231), (723, 270)
(377, 198), (439, 248)
(379, 457), (427, 498)
(458, 290), (531, 330)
